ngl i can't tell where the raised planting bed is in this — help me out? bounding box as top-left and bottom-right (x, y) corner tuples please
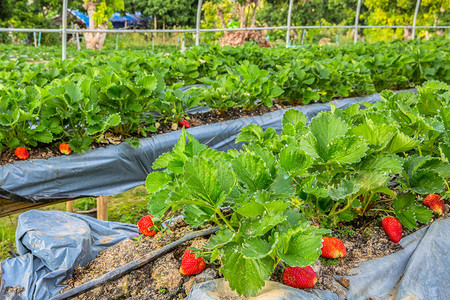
(1, 81), (448, 299)
(0, 88), (412, 204)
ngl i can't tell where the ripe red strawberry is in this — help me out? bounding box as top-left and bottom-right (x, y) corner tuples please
(14, 147), (29, 160)
(178, 119), (190, 128)
(282, 266), (317, 289)
(423, 194), (444, 216)
(321, 237), (347, 258)
(137, 215), (156, 236)
(59, 143), (72, 155)
(179, 249), (206, 275)
(382, 216), (402, 243)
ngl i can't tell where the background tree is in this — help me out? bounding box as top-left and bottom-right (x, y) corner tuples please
(82, 0), (124, 49)
(125, 0), (198, 29)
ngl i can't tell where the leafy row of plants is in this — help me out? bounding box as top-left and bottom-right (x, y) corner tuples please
(0, 40), (448, 152)
(143, 81), (449, 296)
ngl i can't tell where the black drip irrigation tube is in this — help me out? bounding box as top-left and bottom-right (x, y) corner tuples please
(50, 226), (219, 300)
(0, 89), (415, 203)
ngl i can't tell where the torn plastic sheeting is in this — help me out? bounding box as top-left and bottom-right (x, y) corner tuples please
(0, 210), (139, 300)
(0, 90), (413, 203)
(186, 218), (450, 300)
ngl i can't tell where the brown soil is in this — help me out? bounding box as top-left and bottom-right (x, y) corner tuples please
(59, 203), (449, 300)
(0, 104), (284, 166)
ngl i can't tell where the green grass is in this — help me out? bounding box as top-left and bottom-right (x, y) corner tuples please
(0, 186), (149, 261)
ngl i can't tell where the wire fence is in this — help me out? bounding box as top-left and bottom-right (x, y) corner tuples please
(0, 0), (448, 60)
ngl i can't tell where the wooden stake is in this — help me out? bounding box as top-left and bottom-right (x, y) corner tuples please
(96, 196), (108, 221)
(66, 200), (74, 213)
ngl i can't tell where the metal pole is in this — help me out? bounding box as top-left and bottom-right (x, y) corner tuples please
(33, 28), (37, 47)
(195, 0), (203, 46)
(354, 0), (362, 44)
(412, 0), (421, 40)
(286, 0), (294, 48)
(75, 24), (80, 51)
(62, 0), (68, 60)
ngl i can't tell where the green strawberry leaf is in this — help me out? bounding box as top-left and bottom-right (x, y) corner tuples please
(239, 211), (285, 238)
(384, 131), (419, 154)
(145, 171), (172, 193)
(309, 111), (348, 155)
(279, 146), (312, 175)
(183, 205), (216, 228)
(278, 228), (324, 267)
(204, 229), (235, 249)
(146, 189), (170, 218)
(220, 243), (274, 297)
(242, 237), (272, 259)
(231, 153), (272, 192)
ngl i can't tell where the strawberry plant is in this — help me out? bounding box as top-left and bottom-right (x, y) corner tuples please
(145, 128), (329, 296)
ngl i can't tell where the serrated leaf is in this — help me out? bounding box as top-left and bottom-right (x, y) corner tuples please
(329, 180), (360, 200)
(413, 205), (433, 224)
(282, 109), (307, 132)
(146, 189), (170, 218)
(152, 152), (174, 170)
(183, 205), (216, 228)
(358, 154), (404, 174)
(310, 112), (348, 155)
(278, 230), (323, 267)
(326, 136), (369, 164)
(393, 193), (416, 212)
(204, 229), (235, 249)
(239, 212), (285, 238)
(246, 144), (277, 177)
(167, 158), (186, 174)
(396, 208), (417, 230)
(145, 171), (171, 193)
(439, 107), (450, 132)
(183, 157), (234, 208)
(269, 168), (294, 195)
(236, 124), (264, 144)
(410, 169), (445, 194)
(349, 120), (396, 148)
(260, 199), (290, 214)
(185, 132), (208, 157)
(419, 158), (450, 178)
(106, 113), (121, 127)
(33, 131), (53, 143)
(384, 131), (419, 154)
(221, 243), (274, 297)
(231, 153), (272, 192)
(279, 146), (312, 175)
(242, 238), (272, 259)
(65, 83), (83, 102)
(236, 200), (265, 219)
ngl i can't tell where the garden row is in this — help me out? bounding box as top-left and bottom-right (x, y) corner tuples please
(0, 40), (448, 152)
(143, 81), (449, 296)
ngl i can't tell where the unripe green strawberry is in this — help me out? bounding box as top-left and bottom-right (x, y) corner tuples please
(282, 266), (317, 289)
(14, 147), (29, 160)
(382, 216), (402, 243)
(179, 249), (205, 275)
(321, 237), (347, 258)
(137, 215), (156, 236)
(423, 194), (444, 216)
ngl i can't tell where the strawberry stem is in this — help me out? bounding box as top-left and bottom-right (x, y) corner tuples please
(370, 208), (393, 213)
(215, 208), (234, 231)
